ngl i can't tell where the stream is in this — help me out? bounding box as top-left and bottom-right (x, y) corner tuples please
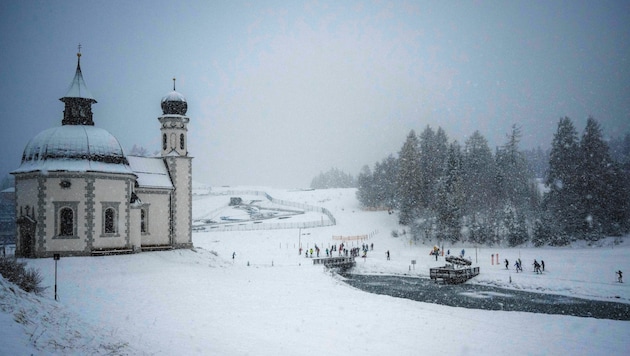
(341, 273), (629, 321)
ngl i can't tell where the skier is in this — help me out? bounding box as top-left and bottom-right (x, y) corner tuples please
(461, 249), (465, 258)
(617, 270), (623, 283)
(514, 260), (522, 272)
(533, 260), (541, 274)
(541, 260), (545, 272)
(386, 250), (390, 261)
(505, 259), (509, 270)
(232, 252), (236, 260)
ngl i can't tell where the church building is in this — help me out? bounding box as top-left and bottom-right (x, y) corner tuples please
(11, 51), (193, 257)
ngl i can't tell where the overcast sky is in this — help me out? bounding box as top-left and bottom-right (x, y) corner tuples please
(1, 0), (628, 188)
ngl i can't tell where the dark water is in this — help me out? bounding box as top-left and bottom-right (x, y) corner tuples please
(341, 274), (630, 321)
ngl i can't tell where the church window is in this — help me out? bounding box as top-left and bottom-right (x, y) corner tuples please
(163, 133), (167, 150)
(170, 133), (176, 149)
(180, 134), (185, 150)
(100, 202), (120, 237)
(60, 208), (74, 236)
(53, 201), (79, 239)
(104, 208), (116, 234)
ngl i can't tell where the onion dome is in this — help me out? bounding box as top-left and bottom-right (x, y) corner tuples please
(161, 78), (187, 115)
(13, 126), (133, 174)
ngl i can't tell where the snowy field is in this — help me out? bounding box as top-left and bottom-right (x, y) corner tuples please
(1, 186), (629, 355)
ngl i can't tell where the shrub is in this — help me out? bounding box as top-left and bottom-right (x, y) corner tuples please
(0, 257), (45, 295)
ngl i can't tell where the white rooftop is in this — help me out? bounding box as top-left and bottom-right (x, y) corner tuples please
(127, 156), (174, 189)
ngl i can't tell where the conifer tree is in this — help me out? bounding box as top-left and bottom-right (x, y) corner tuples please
(435, 141), (464, 243)
(397, 130), (422, 225)
(462, 131), (495, 214)
(373, 155), (399, 210)
(544, 117), (581, 236)
(578, 117), (623, 238)
(495, 125), (534, 210)
(356, 165), (375, 208)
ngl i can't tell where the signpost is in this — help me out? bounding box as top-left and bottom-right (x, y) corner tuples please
(53, 254), (60, 301)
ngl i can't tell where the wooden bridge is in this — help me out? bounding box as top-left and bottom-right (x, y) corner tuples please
(312, 256), (356, 269)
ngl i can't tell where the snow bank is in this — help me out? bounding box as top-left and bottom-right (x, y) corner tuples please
(1, 187), (628, 355)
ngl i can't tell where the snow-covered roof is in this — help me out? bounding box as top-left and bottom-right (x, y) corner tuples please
(13, 125), (133, 175)
(161, 90), (188, 115)
(127, 156), (173, 189)
(161, 91), (186, 103)
(62, 57), (95, 100)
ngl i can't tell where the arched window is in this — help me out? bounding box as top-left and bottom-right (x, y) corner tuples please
(163, 133), (167, 150)
(104, 208), (116, 234)
(180, 133), (185, 150)
(60, 207), (74, 236)
(141, 209), (147, 233)
(54, 201), (78, 239)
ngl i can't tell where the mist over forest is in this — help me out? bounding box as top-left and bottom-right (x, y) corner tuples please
(312, 117), (630, 247)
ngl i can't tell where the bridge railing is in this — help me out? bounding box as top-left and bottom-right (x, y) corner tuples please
(312, 256), (355, 266)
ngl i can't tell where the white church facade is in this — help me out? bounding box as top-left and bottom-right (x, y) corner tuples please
(11, 52), (193, 258)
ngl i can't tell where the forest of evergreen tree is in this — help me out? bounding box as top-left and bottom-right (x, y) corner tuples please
(354, 118), (630, 246)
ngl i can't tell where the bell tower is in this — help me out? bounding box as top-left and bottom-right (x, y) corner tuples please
(159, 78), (189, 156)
(158, 78), (192, 248)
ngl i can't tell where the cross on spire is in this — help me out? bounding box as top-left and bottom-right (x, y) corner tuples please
(77, 43), (82, 58)
(173, 77), (176, 91)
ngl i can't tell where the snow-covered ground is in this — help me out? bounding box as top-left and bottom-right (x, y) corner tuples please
(1, 187), (629, 355)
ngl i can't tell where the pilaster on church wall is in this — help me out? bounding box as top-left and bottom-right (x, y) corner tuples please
(172, 157), (192, 247)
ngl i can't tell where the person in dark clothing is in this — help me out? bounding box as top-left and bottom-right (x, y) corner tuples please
(533, 259), (541, 274)
(617, 270), (623, 283)
(386, 250), (390, 260)
(541, 260), (545, 272)
(505, 259), (509, 270)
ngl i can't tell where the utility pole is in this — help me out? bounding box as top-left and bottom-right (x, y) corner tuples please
(53, 254), (60, 301)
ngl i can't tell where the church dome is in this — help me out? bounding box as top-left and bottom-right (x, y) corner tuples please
(14, 125), (133, 174)
(161, 90), (187, 115)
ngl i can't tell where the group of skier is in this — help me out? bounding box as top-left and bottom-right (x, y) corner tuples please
(505, 258), (545, 274)
(301, 242), (376, 259)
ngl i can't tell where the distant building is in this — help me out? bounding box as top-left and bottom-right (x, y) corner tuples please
(0, 176), (16, 245)
(11, 51), (193, 257)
